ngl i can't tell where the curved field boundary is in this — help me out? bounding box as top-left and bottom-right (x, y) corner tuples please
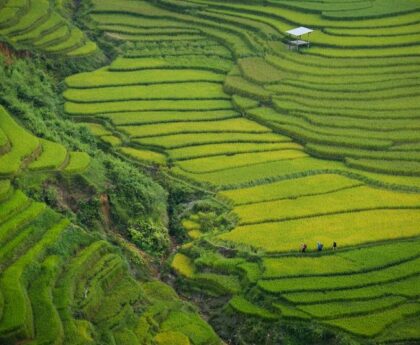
(0, 0), (97, 56)
(63, 1), (420, 342)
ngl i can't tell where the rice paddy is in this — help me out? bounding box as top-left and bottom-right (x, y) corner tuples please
(0, 0), (96, 56)
(0, 105), (85, 176)
(0, 107), (217, 344)
(57, 0), (420, 342)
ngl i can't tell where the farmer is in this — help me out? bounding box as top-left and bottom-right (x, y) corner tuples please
(317, 242), (323, 251)
(301, 243), (307, 253)
(333, 241), (337, 251)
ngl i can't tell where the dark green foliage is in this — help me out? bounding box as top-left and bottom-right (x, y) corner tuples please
(128, 218), (170, 255)
(104, 157), (167, 223)
(0, 55), (97, 152)
(43, 185), (60, 206)
(0, 5), (224, 345)
(160, 177), (204, 240)
(0, 55), (169, 255)
(76, 198), (101, 228)
(4, 0), (420, 343)
(211, 312), (361, 345)
(191, 199), (237, 233)
(103, 158), (169, 255)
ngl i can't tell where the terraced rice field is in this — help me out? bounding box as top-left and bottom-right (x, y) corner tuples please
(61, 0), (420, 343)
(0, 188), (218, 344)
(0, 105), (218, 344)
(0, 0), (96, 56)
(0, 105), (88, 176)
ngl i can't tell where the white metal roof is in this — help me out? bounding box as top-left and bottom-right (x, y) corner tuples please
(286, 27), (313, 36)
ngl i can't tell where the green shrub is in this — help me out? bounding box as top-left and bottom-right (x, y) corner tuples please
(103, 156), (167, 231)
(128, 218), (170, 255)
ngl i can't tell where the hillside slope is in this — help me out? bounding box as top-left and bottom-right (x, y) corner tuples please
(0, 103), (220, 344)
(0, 2), (222, 343)
(63, 0), (420, 344)
(0, 0), (97, 56)
(1, 0), (419, 344)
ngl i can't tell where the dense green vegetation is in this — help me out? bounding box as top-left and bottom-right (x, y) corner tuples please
(0, 0), (419, 344)
(70, 0), (419, 343)
(0, 4), (221, 342)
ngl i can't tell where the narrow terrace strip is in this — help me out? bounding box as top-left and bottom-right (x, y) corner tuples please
(136, 132), (287, 149)
(220, 173), (364, 205)
(176, 149), (307, 174)
(219, 208), (420, 253)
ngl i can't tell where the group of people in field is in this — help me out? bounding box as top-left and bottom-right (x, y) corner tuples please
(300, 241), (337, 253)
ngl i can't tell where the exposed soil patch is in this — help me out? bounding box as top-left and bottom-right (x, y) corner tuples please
(0, 42), (30, 64)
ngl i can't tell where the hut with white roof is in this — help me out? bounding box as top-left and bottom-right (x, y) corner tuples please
(286, 27), (313, 50)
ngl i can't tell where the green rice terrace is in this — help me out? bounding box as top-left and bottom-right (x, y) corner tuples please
(0, 0), (419, 344)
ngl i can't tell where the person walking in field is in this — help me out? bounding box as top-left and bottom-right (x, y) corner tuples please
(317, 242), (323, 251)
(301, 243), (307, 253)
(333, 241), (337, 251)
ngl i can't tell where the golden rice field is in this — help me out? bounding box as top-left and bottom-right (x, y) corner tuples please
(59, 0), (420, 342)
